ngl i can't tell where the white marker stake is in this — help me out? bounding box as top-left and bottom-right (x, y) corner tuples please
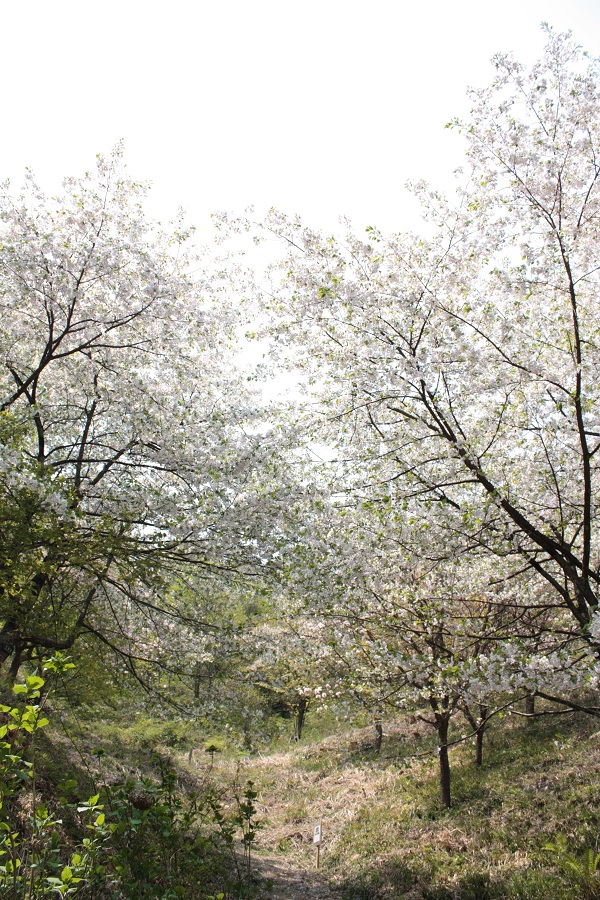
(313, 823), (322, 868)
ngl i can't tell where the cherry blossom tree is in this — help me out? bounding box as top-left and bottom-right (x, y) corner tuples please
(245, 618), (324, 741)
(0, 147), (274, 681)
(274, 477), (597, 804)
(237, 30), (600, 692)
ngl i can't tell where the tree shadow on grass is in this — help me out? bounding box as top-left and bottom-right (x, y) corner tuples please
(337, 857), (578, 900)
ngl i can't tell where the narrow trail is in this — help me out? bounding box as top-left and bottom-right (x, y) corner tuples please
(251, 853), (339, 898)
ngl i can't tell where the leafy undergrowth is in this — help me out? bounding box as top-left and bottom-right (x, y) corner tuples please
(3, 689), (258, 899)
(177, 709), (600, 898)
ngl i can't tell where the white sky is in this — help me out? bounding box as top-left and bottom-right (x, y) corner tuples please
(3, 1), (600, 238)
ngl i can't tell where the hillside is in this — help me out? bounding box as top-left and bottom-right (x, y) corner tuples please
(5, 681), (600, 898)
(177, 709), (600, 899)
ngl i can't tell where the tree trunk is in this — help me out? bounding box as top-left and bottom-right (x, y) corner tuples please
(374, 721), (383, 754)
(461, 701), (486, 767)
(0, 621), (19, 672)
(193, 662), (201, 699)
(243, 720), (253, 751)
(435, 713), (452, 809)
(8, 645), (24, 681)
(294, 695), (308, 741)
(525, 694), (535, 717)
(475, 704), (488, 767)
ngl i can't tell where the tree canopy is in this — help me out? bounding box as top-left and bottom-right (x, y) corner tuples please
(236, 29), (600, 669)
(0, 148), (273, 682)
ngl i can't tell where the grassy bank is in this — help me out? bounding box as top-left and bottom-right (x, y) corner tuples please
(182, 707), (600, 898)
(11, 692), (600, 898)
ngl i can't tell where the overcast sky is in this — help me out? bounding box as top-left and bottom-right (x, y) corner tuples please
(3, 1), (600, 238)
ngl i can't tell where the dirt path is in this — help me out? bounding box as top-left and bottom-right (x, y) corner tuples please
(251, 853), (339, 898)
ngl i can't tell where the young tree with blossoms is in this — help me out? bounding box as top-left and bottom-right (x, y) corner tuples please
(245, 617), (329, 741)
(276, 490), (572, 807)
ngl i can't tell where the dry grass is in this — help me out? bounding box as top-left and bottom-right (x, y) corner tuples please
(180, 710), (600, 898)
(45, 701), (600, 897)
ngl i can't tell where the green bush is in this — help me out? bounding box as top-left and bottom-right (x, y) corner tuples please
(0, 659), (262, 899)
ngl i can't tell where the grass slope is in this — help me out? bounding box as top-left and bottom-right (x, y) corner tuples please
(181, 708), (600, 899)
